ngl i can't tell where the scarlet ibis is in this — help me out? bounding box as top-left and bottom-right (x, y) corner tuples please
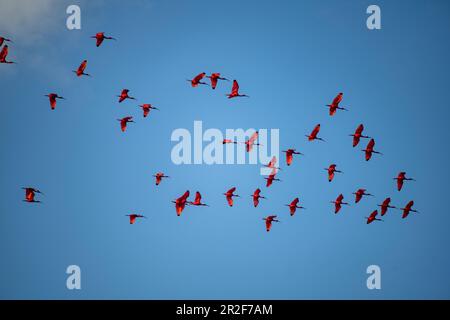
(153, 172), (169, 185)
(326, 92), (348, 116)
(189, 191), (209, 206)
(251, 188), (266, 207)
(226, 80), (249, 98)
(207, 73), (229, 89)
(91, 32), (116, 47)
(0, 36), (12, 47)
(224, 187), (239, 207)
(73, 60), (90, 77)
(363, 138), (382, 161)
(377, 197), (396, 216)
(173, 191), (190, 216)
(265, 168), (281, 187)
(117, 89), (136, 103)
(366, 210), (383, 224)
(282, 149), (303, 166)
(264, 156), (281, 171)
(222, 139), (237, 144)
(0, 45), (15, 64)
(22, 187), (43, 203)
(126, 214), (146, 224)
(244, 131), (261, 152)
(263, 215), (280, 232)
(306, 124), (325, 142)
(139, 104), (159, 117)
(394, 172), (415, 191)
(331, 194), (349, 214)
(326, 164), (342, 182)
(117, 116), (134, 132)
(285, 198), (305, 216)
(353, 188), (373, 203)
(45, 93), (65, 110)
(187, 72), (208, 87)
(400, 200), (419, 219)
(350, 124), (370, 147)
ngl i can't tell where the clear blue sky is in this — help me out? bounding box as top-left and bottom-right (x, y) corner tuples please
(0, 0), (449, 299)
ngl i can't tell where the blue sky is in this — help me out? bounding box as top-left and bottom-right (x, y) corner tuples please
(0, 0), (449, 299)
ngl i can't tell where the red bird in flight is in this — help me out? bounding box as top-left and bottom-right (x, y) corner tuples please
(0, 36), (12, 47)
(207, 73), (229, 89)
(251, 188), (266, 207)
(400, 200), (419, 219)
(188, 72), (208, 87)
(117, 116), (134, 132)
(363, 138), (382, 161)
(139, 104), (159, 117)
(189, 191), (209, 206)
(265, 168), (281, 187)
(263, 215), (280, 232)
(245, 131), (261, 152)
(326, 92), (348, 116)
(394, 172), (415, 191)
(173, 191), (190, 216)
(264, 156), (281, 171)
(222, 139), (237, 145)
(331, 194), (349, 214)
(366, 210), (383, 224)
(22, 187), (43, 203)
(282, 149), (303, 166)
(91, 32), (116, 47)
(306, 124), (325, 142)
(126, 214), (146, 224)
(378, 197), (396, 216)
(0, 45), (15, 64)
(326, 164), (342, 182)
(350, 124), (370, 147)
(224, 187), (239, 207)
(117, 89), (136, 103)
(353, 188), (373, 203)
(153, 172), (169, 186)
(73, 60), (90, 77)
(227, 80), (249, 98)
(286, 198), (305, 216)
(45, 93), (65, 110)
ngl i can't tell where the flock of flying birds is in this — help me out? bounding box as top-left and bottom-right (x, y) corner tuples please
(1, 32), (419, 232)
